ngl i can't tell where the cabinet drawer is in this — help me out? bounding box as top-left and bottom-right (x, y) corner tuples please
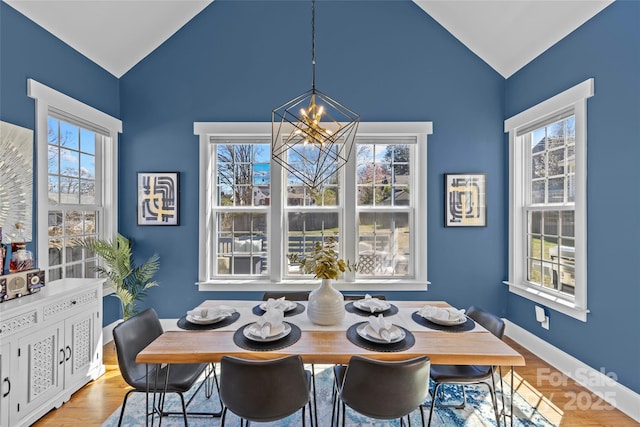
(0, 309), (38, 338)
(43, 289), (98, 321)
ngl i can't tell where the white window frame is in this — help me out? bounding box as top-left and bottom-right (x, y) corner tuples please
(28, 79), (122, 285)
(504, 78), (593, 321)
(194, 122), (432, 292)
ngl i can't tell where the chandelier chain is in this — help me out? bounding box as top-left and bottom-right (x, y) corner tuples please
(311, 0), (316, 90)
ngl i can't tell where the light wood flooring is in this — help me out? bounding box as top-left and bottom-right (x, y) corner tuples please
(32, 338), (638, 427)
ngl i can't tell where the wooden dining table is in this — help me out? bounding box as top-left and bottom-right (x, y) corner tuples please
(136, 300), (524, 426)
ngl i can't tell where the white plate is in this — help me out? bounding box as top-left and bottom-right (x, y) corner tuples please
(422, 314), (467, 326)
(243, 322), (292, 342)
(356, 323), (405, 344)
(259, 300), (298, 312)
(353, 299), (391, 313)
(186, 314), (227, 325)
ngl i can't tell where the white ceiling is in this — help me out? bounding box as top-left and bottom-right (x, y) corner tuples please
(3, 0), (613, 78)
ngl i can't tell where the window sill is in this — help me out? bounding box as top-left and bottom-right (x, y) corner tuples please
(503, 281), (589, 322)
(198, 279), (429, 292)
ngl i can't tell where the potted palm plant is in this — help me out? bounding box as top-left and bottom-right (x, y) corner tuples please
(83, 233), (159, 320)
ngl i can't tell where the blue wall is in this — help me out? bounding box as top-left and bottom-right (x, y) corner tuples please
(505, 1), (640, 393)
(2, 0), (638, 396)
(117, 0), (506, 321)
(0, 2), (120, 266)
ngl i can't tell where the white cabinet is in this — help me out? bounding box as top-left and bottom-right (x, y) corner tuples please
(0, 342), (11, 427)
(0, 278), (104, 427)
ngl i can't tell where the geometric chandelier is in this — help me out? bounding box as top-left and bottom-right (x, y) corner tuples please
(272, 0), (360, 190)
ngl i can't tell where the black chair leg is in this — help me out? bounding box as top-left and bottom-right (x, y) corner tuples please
(117, 389), (135, 427)
(427, 382), (442, 427)
(179, 392), (189, 427)
(489, 369), (501, 427)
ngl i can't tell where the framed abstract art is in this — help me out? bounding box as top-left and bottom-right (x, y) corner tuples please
(137, 172), (179, 226)
(444, 173), (486, 227)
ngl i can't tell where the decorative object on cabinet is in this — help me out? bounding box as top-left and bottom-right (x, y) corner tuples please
(0, 278), (104, 427)
(136, 172), (179, 225)
(81, 233), (159, 320)
(271, 0), (359, 189)
(0, 121), (33, 243)
(444, 173), (487, 227)
(0, 269), (45, 302)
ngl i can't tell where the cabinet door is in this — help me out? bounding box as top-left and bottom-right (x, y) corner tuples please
(17, 325), (63, 418)
(63, 310), (97, 388)
(0, 342), (11, 427)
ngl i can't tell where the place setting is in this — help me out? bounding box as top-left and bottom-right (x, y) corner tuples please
(411, 304), (476, 332)
(345, 294), (399, 316)
(252, 296), (305, 317)
(234, 307), (302, 351)
(177, 304), (240, 330)
(346, 313), (415, 352)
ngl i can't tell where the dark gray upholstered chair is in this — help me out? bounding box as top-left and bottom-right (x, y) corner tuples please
(332, 355), (430, 427)
(342, 294), (387, 301)
(219, 355), (314, 426)
(262, 291), (310, 301)
(112, 308), (218, 426)
(426, 305), (506, 427)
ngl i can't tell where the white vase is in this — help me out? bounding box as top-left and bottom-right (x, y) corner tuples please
(307, 278), (345, 326)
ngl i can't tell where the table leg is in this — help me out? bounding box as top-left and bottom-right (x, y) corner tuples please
(510, 366), (514, 427)
(146, 364), (149, 427)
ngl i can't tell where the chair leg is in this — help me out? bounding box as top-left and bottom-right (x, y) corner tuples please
(427, 382), (442, 427)
(489, 368), (501, 427)
(311, 364), (318, 427)
(419, 403), (426, 427)
(117, 389), (135, 427)
(178, 392), (189, 427)
(302, 406), (307, 427)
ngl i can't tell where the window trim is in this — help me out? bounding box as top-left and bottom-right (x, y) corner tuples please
(504, 78), (593, 321)
(194, 121), (432, 292)
(28, 79), (122, 283)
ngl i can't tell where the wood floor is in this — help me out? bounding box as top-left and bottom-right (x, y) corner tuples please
(32, 338), (638, 427)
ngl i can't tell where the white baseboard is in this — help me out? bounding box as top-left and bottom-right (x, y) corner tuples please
(102, 320), (119, 344)
(505, 320), (640, 422)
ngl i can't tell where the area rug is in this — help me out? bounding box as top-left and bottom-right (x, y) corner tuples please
(102, 365), (556, 426)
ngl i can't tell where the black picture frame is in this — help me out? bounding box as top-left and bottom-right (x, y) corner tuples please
(444, 173), (486, 227)
(137, 172), (180, 226)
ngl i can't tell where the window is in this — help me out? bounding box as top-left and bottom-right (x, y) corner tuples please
(504, 79), (593, 321)
(194, 122), (431, 291)
(29, 79), (122, 283)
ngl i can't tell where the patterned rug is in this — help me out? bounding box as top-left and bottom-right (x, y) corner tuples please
(102, 365), (556, 426)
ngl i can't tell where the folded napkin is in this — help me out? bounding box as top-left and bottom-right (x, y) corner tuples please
(255, 308), (285, 339)
(263, 297), (295, 311)
(418, 305), (465, 322)
(368, 314), (393, 343)
(358, 294), (389, 313)
(187, 304), (236, 319)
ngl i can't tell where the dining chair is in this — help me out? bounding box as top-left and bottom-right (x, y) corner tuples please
(219, 355), (314, 427)
(332, 355), (430, 427)
(262, 289), (319, 423)
(425, 305), (506, 427)
(262, 291), (310, 301)
(342, 293), (387, 301)
(112, 308), (219, 426)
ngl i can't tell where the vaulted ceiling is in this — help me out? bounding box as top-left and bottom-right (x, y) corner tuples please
(3, 0), (613, 78)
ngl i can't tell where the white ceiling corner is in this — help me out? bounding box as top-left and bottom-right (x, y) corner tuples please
(413, 0), (613, 77)
(3, 0), (213, 77)
(3, 0), (613, 79)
